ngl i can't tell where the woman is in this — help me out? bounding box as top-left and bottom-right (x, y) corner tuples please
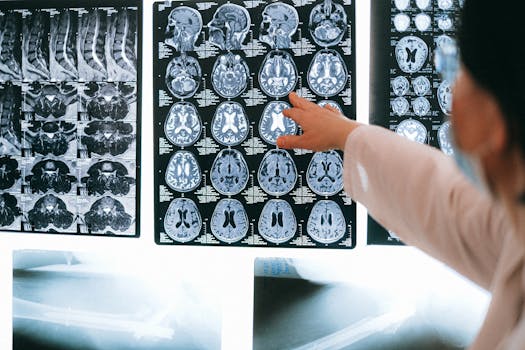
(277, 0), (525, 348)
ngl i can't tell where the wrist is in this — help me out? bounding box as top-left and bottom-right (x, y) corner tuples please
(336, 121), (360, 150)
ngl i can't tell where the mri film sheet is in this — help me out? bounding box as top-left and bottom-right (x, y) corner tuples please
(0, 0), (142, 237)
(368, 0), (461, 245)
(154, 0), (356, 248)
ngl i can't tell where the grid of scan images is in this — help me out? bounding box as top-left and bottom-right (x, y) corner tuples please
(154, 0), (356, 248)
(368, 0), (462, 245)
(0, 1), (141, 236)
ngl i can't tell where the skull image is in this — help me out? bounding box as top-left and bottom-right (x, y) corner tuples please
(208, 4), (250, 50)
(309, 0), (348, 47)
(165, 6), (202, 52)
(259, 2), (298, 49)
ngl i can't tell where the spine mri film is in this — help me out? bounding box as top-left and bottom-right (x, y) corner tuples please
(154, 0), (355, 248)
(368, 0), (462, 245)
(0, 0), (141, 236)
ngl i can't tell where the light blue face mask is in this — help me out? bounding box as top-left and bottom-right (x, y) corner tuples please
(435, 41), (487, 191)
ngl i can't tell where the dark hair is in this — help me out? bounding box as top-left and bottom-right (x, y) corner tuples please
(459, 0), (525, 154)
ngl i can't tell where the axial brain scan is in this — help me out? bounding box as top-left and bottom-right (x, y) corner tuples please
(164, 197), (202, 242)
(165, 151), (201, 193)
(392, 76), (410, 96)
(306, 150), (344, 196)
(438, 121), (454, 156)
(308, 49), (348, 97)
(208, 4), (250, 50)
(308, 0), (347, 47)
(165, 53), (201, 99)
(412, 96), (430, 117)
(395, 36), (428, 74)
(412, 76), (431, 96)
(259, 101), (297, 145)
(258, 199), (297, 244)
(396, 119), (427, 144)
(210, 198), (248, 243)
(259, 50), (297, 98)
(438, 80), (452, 115)
(307, 200), (346, 244)
(164, 102), (202, 147)
(391, 96), (409, 116)
(211, 102), (249, 146)
(258, 149), (297, 196)
(211, 53), (249, 99)
(210, 148), (249, 196)
(259, 2), (298, 49)
(165, 6), (202, 52)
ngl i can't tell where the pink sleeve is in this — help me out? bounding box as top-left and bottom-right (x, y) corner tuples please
(343, 125), (509, 289)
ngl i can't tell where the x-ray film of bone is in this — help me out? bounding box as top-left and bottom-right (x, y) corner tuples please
(0, 1), (141, 236)
(154, 0), (356, 248)
(368, 0), (462, 245)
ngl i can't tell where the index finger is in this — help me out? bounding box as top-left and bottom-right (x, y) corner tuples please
(288, 92), (316, 110)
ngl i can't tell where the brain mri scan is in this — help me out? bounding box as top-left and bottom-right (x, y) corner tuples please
(164, 197), (202, 242)
(412, 96), (430, 117)
(396, 119), (427, 144)
(412, 76), (431, 96)
(437, 15), (453, 31)
(211, 102), (249, 146)
(210, 198), (248, 243)
(438, 80), (452, 115)
(308, 0), (347, 47)
(391, 97), (409, 116)
(258, 149), (297, 196)
(211, 53), (249, 99)
(210, 149), (249, 196)
(307, 200), (346, 244)
(259, 2), (298, 49)
(438, 0), (453, 10)
(308, 49), (348, 97)
(81, 160), (135, 196)
(392, 76), (410, 96)
(318, 100), (342, 113)
(393, 13), (410, 32)
(414, 13), (431, 32)
(165, 6), (202, 52)
(26, 159), (76, 194)
(395, 36), (428, 74)
(208, 4), (250, 50)
(28, 194), (74, 230)
(164, 102), (202, 147)
(165, 151), (201, 192)
(258, 199), (297, 244)
(259, 50), (297, 98)
(306, 150), (344, 196)
(415, 0), (430, 10)
(0, 192), (21, 227)
(84, 196), (132, 233)
(259, 101), (297, 145)
(438, 121), (454, 156)
(394, 0), (410, 11)
(153, 1), (355, 248)
(165, 53), (201, 99)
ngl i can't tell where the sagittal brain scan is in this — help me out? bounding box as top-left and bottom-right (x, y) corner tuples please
(165, 54), (201, 99)
(259, 2), (298, 49)
(258, 149), (297, 196)
(165, 102), (202, 147)
(259, 101), (297, 145)
(307, 200), (346, 244)
(164, 197), (202, 243)
(308, 49), (348, 97)
(154, 0), (355, 249)
(368, 0), (462, 245)
(210, 198), (249, 243)
(212, 53), (249, 99)
(308, 0), (347, 47)
(208, 4), (250, 51)
(396, 119), (427, 144)
(211, 102), (249, 146)
(306, 151), (344, 196)
(165, 6), (202, 52)
(210, 149), (249, 196)
(259, 50), (297, 98)
(165, 151), (201, 193)
(0, 1), (141, 236)
(258, 199), (296, 244)
(395, 36), (428, 74)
